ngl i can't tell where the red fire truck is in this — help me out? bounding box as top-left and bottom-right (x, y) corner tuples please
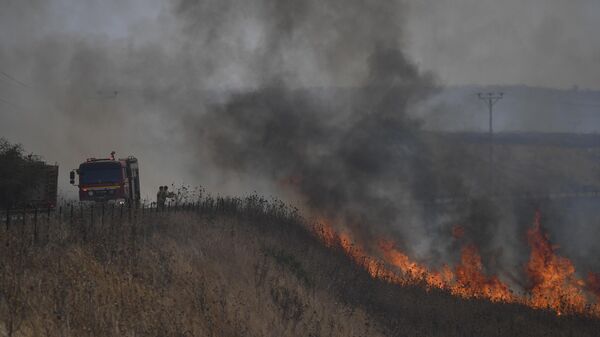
(70, 152), (141, 205)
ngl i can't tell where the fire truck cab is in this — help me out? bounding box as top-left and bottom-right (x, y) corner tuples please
(70, 152), (140, 206)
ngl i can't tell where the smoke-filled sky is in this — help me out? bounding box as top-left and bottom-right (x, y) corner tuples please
(407, 0), (600, 89)
(3, 0), (600, 88)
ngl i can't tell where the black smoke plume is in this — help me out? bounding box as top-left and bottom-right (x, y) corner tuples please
(193, 48), (436, 241)
(175, 0), (439, 246)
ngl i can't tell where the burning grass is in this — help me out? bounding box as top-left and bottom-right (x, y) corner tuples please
(314, 210), (600, 319)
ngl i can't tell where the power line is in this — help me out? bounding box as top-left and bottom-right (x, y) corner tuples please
(477, 92), (504, 195)
(0, 70), (29, 88)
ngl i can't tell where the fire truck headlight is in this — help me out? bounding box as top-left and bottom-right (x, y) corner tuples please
(88, 190), (94, 196)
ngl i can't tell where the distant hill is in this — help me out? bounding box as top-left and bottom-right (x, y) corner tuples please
(422, 131), (600, 197)
(416, 85), (600, 133)
(439, 131), (600, 148)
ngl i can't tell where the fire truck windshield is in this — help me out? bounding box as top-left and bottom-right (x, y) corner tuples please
(79, 162), (122, 185)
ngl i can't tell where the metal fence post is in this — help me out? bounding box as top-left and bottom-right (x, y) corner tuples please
(80, 203), (85, 241)
(33, 208), (38, 244)
(21, 207), (26, 242)
(119, 203), (124, 225)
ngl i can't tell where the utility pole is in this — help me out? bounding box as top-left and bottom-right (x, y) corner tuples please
(477, 92), (504, 196)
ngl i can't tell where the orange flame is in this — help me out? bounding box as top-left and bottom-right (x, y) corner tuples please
(313, 220), (402, 283)
(379, 240), (514, 302)
(312, 211), (599, 317)
(453, 245), (514, 302)
(379, 240), (454, 289)
(526, 211), (586, 314)
(379, 240), (428, 281)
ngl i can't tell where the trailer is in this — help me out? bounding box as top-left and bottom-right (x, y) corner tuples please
(0, 159), (59, 210)
(23, 161), (59, 209)
(12, 160), (58, 209)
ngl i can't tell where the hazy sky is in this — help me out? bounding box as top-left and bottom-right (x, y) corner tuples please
(406, 0), (600, 89)
(2, 0), (599, 89)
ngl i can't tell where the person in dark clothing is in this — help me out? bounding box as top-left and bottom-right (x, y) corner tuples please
(157, 186), (174, 209)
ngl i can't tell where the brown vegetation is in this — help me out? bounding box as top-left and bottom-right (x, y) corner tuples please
(424, 132), (600, 196)
(1, 197), (599, 336)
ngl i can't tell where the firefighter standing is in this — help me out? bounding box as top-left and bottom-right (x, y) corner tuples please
(156, 186), (165, 209)
(156, 186), (175, 209)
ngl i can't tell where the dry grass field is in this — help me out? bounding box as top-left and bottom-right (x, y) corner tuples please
(424, 132), (600, 197)
(1, 197), (599, 337)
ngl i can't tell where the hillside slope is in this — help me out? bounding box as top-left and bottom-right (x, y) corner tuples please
(1, 200), (598, 336)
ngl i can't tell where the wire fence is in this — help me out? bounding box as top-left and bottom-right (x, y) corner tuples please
(0, 195), (303, 248)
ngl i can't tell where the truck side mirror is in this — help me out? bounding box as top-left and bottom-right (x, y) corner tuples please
(69, 170), (75, 185)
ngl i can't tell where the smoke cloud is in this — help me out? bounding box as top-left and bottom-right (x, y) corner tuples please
(172, 0), (443, 249)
